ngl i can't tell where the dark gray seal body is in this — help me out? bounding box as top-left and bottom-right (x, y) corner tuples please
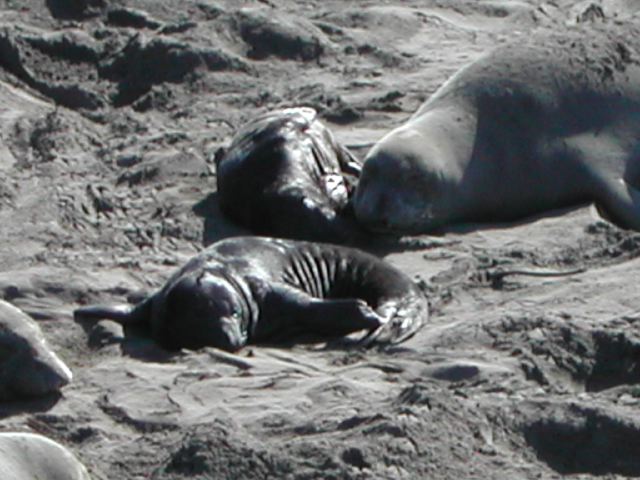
(216, 107), (364, 243)
(0, 300), (72, 400)
(354, 25), (640, 233)
(74, 237), (427, 351)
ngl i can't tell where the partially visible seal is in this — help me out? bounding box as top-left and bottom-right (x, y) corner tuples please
(74, 237), (427, 351)
(0, 300), (72, 400)
(0, 432), (90, 480)
(216, 107), (364, 243)
(354, 25), (640, 233)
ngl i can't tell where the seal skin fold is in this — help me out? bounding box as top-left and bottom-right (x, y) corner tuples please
(74, 237), (428, 351)
(216, 107), (365, 243)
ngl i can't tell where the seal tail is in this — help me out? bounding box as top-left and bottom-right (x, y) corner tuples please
(73, 297), (152, 326)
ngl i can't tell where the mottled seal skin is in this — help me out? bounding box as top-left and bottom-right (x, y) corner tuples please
(74, 237), (427, 351)
(354, 25), (640, 234)
(216, 107), (365, 243)
(0, 432), (90, 480)
(0, 300), (72, 400)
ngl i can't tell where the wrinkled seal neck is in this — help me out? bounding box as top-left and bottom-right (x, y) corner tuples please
(213, 268), (259, 341)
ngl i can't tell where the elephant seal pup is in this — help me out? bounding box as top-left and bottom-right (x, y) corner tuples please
(74, 236), (427, 351)
(354, 25), (640, 233)
(216, 107), (364, 243)
(0, 300), (72, 400)
(0, 432), (90, 479)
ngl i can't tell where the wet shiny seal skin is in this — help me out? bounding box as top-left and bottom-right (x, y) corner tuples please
(0, 300), (72, 400)
(354, 25), (640, 234)
(216, 107), (364, 243)
(0, 432), (90, 480)
(74, 236), (427, 351)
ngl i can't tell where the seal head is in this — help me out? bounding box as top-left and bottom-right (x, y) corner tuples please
(354, 126), (458, 234)
(153, 271), (250, 351)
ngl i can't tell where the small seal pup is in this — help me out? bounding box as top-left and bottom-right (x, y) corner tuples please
(0, 300), (72, 400)
(353, 25), (640, 233)
(74, 236), (427, 351)
(216, 107), (364, 243)
(0, 432), (90, 480)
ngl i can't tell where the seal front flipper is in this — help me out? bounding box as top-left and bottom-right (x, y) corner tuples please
(253, 285), (383, 343)
(593, 176), (640, 231)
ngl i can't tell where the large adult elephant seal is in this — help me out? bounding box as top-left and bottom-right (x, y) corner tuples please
(353, 25), (640, 234)
(0, 300), (72, 400)
(74, 237), (427, 351)
(0, 432), (90, 479)
(216, 107), (365, 243)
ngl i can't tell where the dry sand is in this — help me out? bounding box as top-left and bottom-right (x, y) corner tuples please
(1, 0), (640, 478)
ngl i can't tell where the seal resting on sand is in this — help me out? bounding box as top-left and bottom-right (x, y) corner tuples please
(0, 300), (72, 400)
(353, 25), (640, 234)
(216, 107), (364, 243)
(74, 237), (427, 351)
(0, 432), (90, 480)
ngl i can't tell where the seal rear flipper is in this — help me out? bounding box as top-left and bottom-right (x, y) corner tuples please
(360, 295), (428, 347)
(73, 297), (152, 326)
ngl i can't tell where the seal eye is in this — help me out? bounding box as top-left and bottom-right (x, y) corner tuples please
(231, 308), (242, 319)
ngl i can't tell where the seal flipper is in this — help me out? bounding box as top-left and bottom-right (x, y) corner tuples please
(360, 295), (428, 347)
(73, 297), (152, 326)
(253, 286), (382, 343)
(593, 176), (640, 231)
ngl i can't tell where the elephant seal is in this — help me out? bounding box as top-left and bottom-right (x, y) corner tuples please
(74, 237), (427, 351)
(0, 432), (90, 479)
(216, 107), (365, 243)
(353, 25), (640, 233)
(0, 300), (72, 400)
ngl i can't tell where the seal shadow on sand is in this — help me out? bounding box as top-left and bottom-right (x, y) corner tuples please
(0, 393), (62, 420)
(74, 314), (176, 363)
(192, 191), (249, 247)
(191, 189), (430, 257)
(190, 178), (593, 259)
